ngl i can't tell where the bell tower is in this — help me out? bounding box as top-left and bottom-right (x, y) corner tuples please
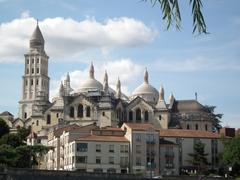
(18, 21), (50, 120)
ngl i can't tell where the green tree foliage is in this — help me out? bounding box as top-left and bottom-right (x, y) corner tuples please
(17, 126), (31, 142)
(188, 141), (209, 173)
(221, 136), (240, 176)
(205, 105), (223, 132)
(0, 134), (24, 148)
(145, 0), (207, 34)
(0, 144), (16, 167)
(0, 118), (10, 138)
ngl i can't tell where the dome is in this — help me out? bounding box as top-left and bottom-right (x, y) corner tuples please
(131, 69), (159, 104)
(80, 78), (103, 92)
(78, 62), (103, 92)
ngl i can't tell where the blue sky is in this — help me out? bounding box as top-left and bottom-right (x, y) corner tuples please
(0, 0), (240, 128)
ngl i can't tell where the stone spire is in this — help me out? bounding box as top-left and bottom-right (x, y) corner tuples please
(89, 62), (94, 79)
(144, 68), (149, 84)
(103, 70), (109, 94)
(156, 85), (167, 109)
(63, 72), (73, 96)
(30, 20), (45, 52)
(116, 77), (121, 99)
(59, 82), (64, 97)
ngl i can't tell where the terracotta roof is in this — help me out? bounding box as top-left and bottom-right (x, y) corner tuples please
(159, 129), (220, 139)
(171, 100), (208, 113)
(95, 127), (123, 131)
(76, 135), (129, 142)
(69, 124), (97, 133)
(53, 124), (80, 137)
(124, 123), (156, 131)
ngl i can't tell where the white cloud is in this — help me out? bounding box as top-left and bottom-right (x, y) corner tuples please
(151, 57), (240, 72)
(0, 15), (157, 63)
(49, 59), (144, 100)
(20, 10), (30, 19)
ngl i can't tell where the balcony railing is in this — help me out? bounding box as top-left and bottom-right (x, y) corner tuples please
(146, 139), (156, 144)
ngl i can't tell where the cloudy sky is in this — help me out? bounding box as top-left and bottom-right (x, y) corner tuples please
(0, 0), (240, 127)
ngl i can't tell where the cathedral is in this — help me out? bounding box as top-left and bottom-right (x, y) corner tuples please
(17, 23), (214, 134)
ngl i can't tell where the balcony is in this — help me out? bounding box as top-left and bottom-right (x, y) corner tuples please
(147, 151), (155, 156)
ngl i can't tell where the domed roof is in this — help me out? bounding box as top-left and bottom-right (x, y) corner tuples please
(79, 62), (103, 92)
(132, 69), (159, 104)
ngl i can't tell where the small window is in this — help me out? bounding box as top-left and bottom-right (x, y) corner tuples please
(109, 157), (114, 164)
(109, 145), (114, 153)
(24, 112), (27, 119)
(77, 143), (88, 152)
(27, 59), (29, 64)
(96, 144), (101, 152)
(77, 104), (83, 118)
(159, 115), (161, 120)
(144, 111), (149, 121)
(26, 68), (29, 74)
(195, 124), (198, 130)
(56, 113), (59, 118)
(32, 59), (34, 64)
(25, 80), (28, 86)
(187, 124), (190, 129)
(129, 111), (133, 122)
(102, 111), (105, 116)
(37, 58), (39, 63)
(86, 106), (91, 117)
(96, 156), (101, 164)
(31, 79), (33, 86)
(47, 114), (51, 124)
(32, 68), (34, 74)
(37, 68), (39, 74)
(136, 108), (141, 122)
(36, 79), (39, 85)
(205, 124), (208, 131)
(36, 120), (39, 126)
(70, 107), (74, 118)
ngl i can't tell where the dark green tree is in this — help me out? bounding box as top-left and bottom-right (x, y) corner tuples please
(0, 118), (10, 138)
(17, 126), (31, 142)
(188, 141), (209, 174)
(0, 134), (24, 148)
(145, 0), (207, 34)
(221, 136), (240, 176)
(0, 144), (17, 167)
(205, 105), (223, 132)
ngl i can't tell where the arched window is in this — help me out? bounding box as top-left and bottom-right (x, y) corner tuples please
(24, 112), (27, 119)
(187, 124), (190, 129)
(195, 124), (198, 130)
(205, 124), (208, 131)
(47, 114), (51, 124)
(78, 104), (83, 118)
(70, 106), (74, 118)
(159, 115), (161, 120)
(36, 120), (39, 126)
(136, 108), (141, 122)
(144, 111), (149, 122)
(86, 106), (91, 117)
(129, 111), (133, 122)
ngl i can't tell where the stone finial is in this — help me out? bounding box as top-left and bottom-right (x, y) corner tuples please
(169, 92), (175, 104)
(103, 70), (109, 94)
(116, 77), (121, 99)
(66, 72), (70, 82)
(159, 85), (164, 101)
(59, 81), (64, 97)
(89, 62), (94, 79)
(144, 68), (149, 84)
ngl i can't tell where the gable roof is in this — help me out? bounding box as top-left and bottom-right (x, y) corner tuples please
(123, 123), (156, 131)
(53, 124), (80, 137)
(0, 111), (13, 116)
(171, 100), (208, 113)
(127, 96), (154, 110)
(159, 129), (221, 139)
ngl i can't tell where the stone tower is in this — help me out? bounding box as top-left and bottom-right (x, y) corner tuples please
(18, 22), (50, 120)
